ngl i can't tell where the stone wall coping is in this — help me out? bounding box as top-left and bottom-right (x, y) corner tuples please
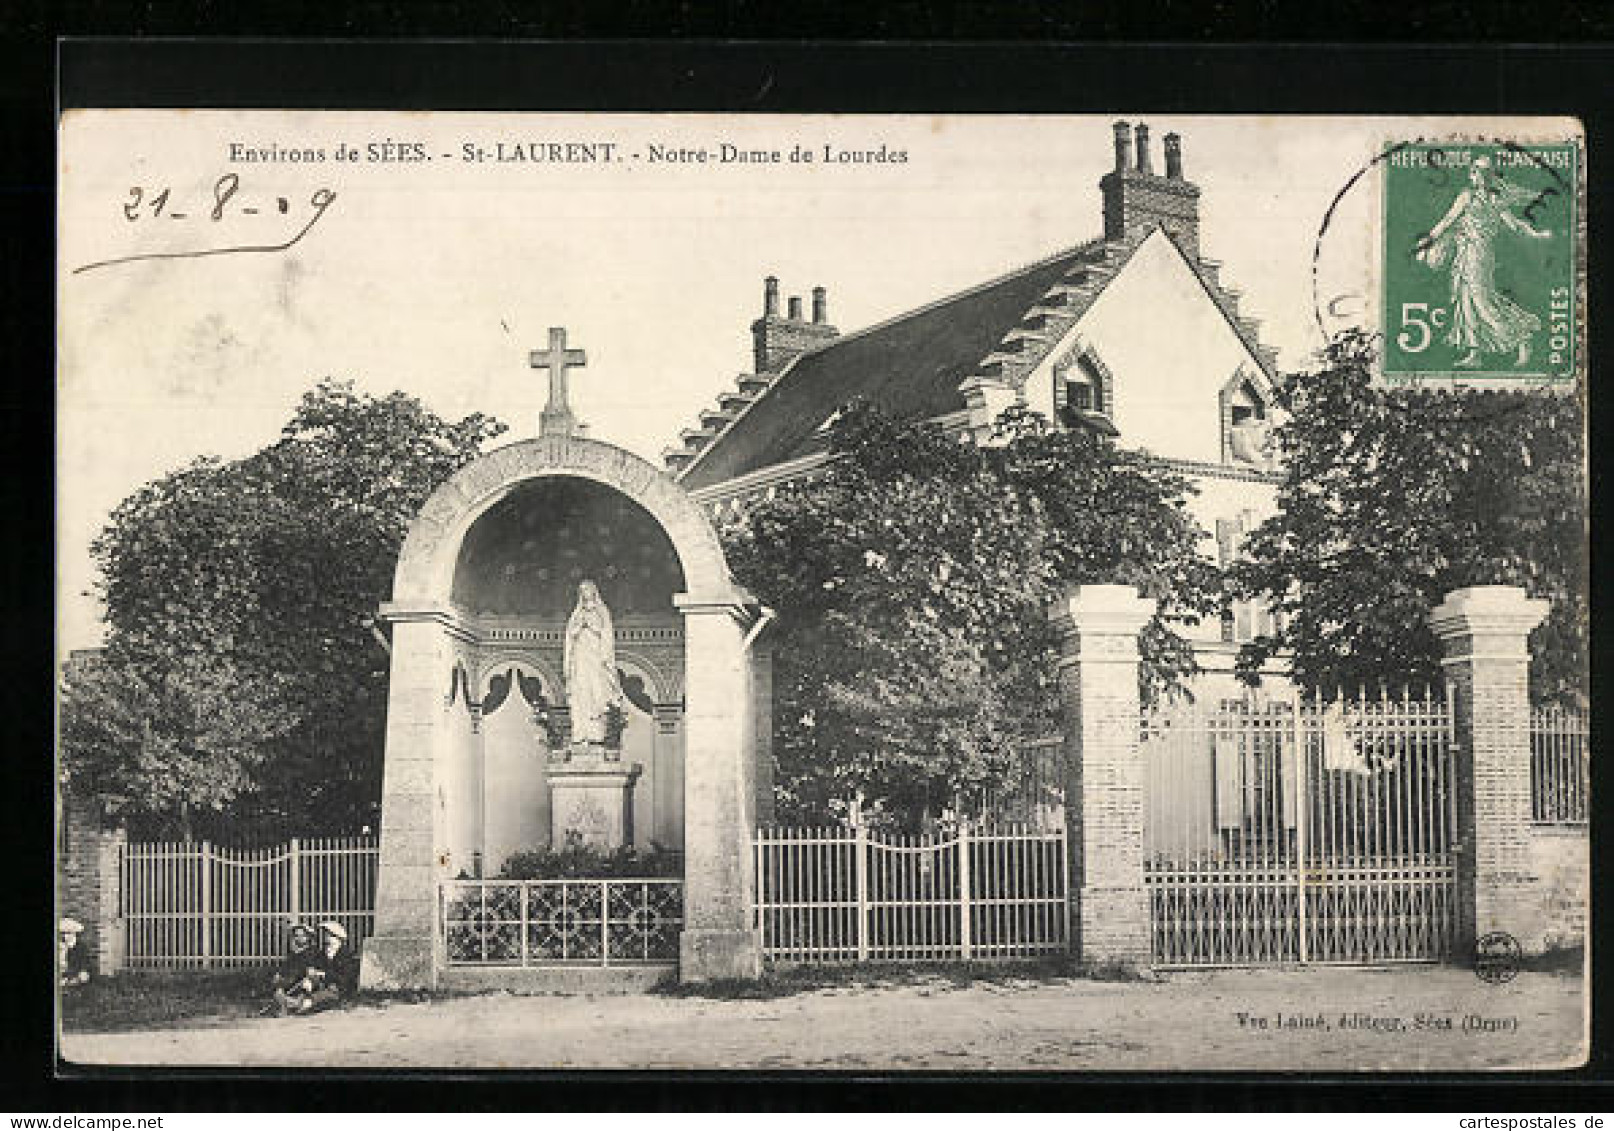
(547, 764), (644, 785)
(1531, 823), (1590, 840)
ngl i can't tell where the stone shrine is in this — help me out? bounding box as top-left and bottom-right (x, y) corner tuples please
(360, 329), (771, 989)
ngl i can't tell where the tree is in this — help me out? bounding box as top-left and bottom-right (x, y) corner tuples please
(721, 401), (1219, 828)
(61, 380), (505, 838)
(1234, 331), (1587, 706)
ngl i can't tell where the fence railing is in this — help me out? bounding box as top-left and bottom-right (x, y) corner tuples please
(442, 878), (683, 966)
(121, 836), (378, 969)
(1532, 706), (1589, 825)
(753, 823), (1067, 965)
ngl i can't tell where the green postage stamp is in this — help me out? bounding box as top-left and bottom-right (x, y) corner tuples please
(1381, 140), (1581, 389)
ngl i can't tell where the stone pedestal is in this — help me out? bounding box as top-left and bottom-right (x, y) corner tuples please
(547, 751), (642, 850)
(1049, 584), (1158, 966)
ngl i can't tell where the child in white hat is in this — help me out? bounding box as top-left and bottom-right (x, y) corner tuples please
(58, 918), (90, 988)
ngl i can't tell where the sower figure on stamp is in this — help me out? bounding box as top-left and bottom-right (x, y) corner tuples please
(1414, 154), (1553, 369)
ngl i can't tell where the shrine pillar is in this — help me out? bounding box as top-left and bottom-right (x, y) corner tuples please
(675, 589), (765, 981)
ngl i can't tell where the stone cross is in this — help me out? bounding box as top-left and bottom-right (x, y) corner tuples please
(530, 326), (587, 437)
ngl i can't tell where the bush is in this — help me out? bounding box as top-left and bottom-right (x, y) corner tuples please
(498, 839), (682, 880)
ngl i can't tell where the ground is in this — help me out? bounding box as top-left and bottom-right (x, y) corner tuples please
(60, 963), (1586, 1072)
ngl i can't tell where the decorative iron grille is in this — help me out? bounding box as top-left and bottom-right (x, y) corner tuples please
(442, 878), (682, 966)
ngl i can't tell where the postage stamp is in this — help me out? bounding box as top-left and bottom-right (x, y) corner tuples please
(1379, 139), (1581, 389)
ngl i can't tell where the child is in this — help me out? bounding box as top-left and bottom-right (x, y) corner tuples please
(267, 923), (319, 1015)
(282, 921), (359, 1015)
(58, 918), (90, 988)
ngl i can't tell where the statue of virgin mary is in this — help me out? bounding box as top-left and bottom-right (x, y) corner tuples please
(563, 579), (624, 745)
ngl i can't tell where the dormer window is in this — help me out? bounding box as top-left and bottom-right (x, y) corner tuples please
(1069, 363), (1097, 413)
(1053, 346), (1118, 435)
(1220, 367), (1274, 467)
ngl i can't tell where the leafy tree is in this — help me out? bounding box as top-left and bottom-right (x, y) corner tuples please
(59, 653), (300, 830)
(1234, 331), (1587, 706)
(722, 401), (1219, 828)
(62, 380), (505, 838)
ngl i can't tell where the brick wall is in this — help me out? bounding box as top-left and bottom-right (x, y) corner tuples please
(1528, 826), (1589, 952)
(1430, 587), (1554, 956)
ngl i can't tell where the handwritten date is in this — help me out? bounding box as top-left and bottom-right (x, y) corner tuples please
(74, 174), (338, 275)
(122, 174), (334, 225)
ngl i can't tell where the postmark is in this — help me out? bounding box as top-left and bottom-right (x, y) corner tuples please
(1474, 931), (1523, 985)
(1381, 141), (1579, 389)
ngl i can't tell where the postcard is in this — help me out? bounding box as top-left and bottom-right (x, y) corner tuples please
(57, 110), (1588, 1071)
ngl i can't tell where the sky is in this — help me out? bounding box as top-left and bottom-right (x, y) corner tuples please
(57, 111), (1573, 653)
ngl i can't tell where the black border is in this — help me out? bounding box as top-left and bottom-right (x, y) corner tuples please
(16, 37), (1614, 1111)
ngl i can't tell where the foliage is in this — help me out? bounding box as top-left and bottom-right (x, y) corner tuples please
(722, 401), (1219, 828)
(602, 702), (628, 748)
(498, 840), (683, 880)
(62, 380), (506, 838)
(59, 653), (300, 822)
(1234, 331), (1587, 705)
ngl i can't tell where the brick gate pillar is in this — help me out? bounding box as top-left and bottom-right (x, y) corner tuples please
(57, 793), (127, 976)
(93, 826), (127, 975)
(1050, 583), (1157, 965)
(1429, 585), (1549, 957)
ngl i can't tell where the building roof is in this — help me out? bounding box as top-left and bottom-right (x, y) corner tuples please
(675, 226), (1279, 491)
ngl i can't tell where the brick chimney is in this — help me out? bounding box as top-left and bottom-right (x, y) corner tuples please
(751, 276), (839, 373)
(1099, 121), (1202, 260)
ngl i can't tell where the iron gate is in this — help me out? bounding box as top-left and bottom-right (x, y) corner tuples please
(1141, 694), (1457, 966)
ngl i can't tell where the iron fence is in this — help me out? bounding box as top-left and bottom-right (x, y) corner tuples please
(753, 822), (1067, 964)
(1532, 706), (1589, 825)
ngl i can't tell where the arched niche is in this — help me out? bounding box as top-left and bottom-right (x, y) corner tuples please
(365, 435), (765, 989)
(451, 478), (686, 619)
(392, 437), (735, 609)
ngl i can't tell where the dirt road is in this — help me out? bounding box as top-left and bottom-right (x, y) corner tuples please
(62, 966), (1585, 1072)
